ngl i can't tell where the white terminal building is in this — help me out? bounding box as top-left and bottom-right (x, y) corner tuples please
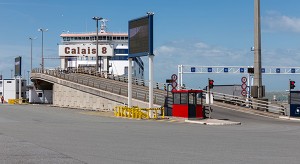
(59, 19), (144, 79)
(0, 78), (27, 102)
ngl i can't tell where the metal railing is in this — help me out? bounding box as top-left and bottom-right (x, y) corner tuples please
(204, 91), (286, 115)
(31, 68), (166, 105)
(33, 68), (166, 90)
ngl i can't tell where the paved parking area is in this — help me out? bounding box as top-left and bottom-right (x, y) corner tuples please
(0, 104), (299, 164)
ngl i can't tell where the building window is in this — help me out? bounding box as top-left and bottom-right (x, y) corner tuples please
(7, 81), (12, 83)
(0, 92), (2, 96)
(124, 67), (128, 75)
(38, 93), (43, 97)
(114, 49), (128, 54)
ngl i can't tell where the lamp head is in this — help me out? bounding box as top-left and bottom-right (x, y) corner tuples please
(92, 16), (103, 20)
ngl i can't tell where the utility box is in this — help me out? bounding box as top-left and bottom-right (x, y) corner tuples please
(289, 91), (300, 117)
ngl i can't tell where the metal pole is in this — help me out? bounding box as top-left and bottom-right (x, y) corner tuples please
(41, 30), (44, 72)
(149, 55), (154, 117)
(30, 38), (33, 71)
(96, 20), (99, 74)
(19, 76), (21, 103)
(128, 58), (132, 107)
(254, 0), (262, 98)
(208, 78), (212, 119)
(178, 65), (181, 89)
(92, 17), (103, 75)
(27, 71), (30, 85)
(38, 29), (47, 72)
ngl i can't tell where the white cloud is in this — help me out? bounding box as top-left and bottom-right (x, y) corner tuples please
(156, 45), (177, 54)
(194, 42), (209, 49)
(263, 12), (300, 33)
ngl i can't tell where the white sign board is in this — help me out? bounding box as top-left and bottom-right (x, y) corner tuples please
(59, 45), (113, 57)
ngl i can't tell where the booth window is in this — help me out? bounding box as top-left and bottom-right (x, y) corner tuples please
(38, 93), (43, 97)
(174, 93), (180, 104)
(173, 93), (188, 104)
(181, 93), (187, 104)
(189, 93), (195, 104)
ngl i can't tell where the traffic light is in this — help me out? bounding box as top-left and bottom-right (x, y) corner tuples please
(209, 79), (214, 89)
(290, 80), (296, 89)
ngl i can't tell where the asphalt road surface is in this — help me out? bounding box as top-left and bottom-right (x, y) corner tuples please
(0, 104), (299, 164)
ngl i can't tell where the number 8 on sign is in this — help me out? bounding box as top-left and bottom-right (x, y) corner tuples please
(102, 47), (107, 54)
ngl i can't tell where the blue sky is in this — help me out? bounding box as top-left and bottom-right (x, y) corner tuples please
(1, 0), (300, 91)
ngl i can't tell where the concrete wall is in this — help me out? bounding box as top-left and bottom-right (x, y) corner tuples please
(53, 83), (121, 111)
(51, 80), (157, 111)
(32, 72), (160, 111)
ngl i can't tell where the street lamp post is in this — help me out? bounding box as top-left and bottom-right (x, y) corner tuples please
(27, 70), (30, 85)
(92, 16), (103, 75)
(29, 37), (36, 72)
(38, 28), (48, 72)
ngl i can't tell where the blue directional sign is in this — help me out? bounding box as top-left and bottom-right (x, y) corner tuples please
(291, 68), (296, 73)
(208, 68), (212, 72)
(191, 67), (196, 72)
(240, 68), (244, 73)
(276, 68), (280, 73)
(261, 68), (265, 73)
(224, 68), (228, 73)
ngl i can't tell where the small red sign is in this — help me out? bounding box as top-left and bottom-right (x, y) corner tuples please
(241, 90), (247, 96)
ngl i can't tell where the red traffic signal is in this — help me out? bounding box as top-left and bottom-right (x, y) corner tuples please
(290, 80), (296, 89)
(209, 79), (214, 89)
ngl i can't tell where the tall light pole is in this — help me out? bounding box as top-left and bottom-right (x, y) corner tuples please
(29, 37), (37, 72)
(38, 28), (48, 72)
(254, 0), (262, 98)
(92, 16), (103, 75)
(27, 70), (30, 85)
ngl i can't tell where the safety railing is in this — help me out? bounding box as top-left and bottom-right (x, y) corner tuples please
(114, 106), (165, 119)
(203, 91), (286, 115)
(32, 68), (166, 90)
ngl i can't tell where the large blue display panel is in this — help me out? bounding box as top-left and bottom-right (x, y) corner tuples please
(128, 14), (153, 57)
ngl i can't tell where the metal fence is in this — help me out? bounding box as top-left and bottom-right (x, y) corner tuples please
(32, 68), (166, 106)
(205, 91), (286, 115)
